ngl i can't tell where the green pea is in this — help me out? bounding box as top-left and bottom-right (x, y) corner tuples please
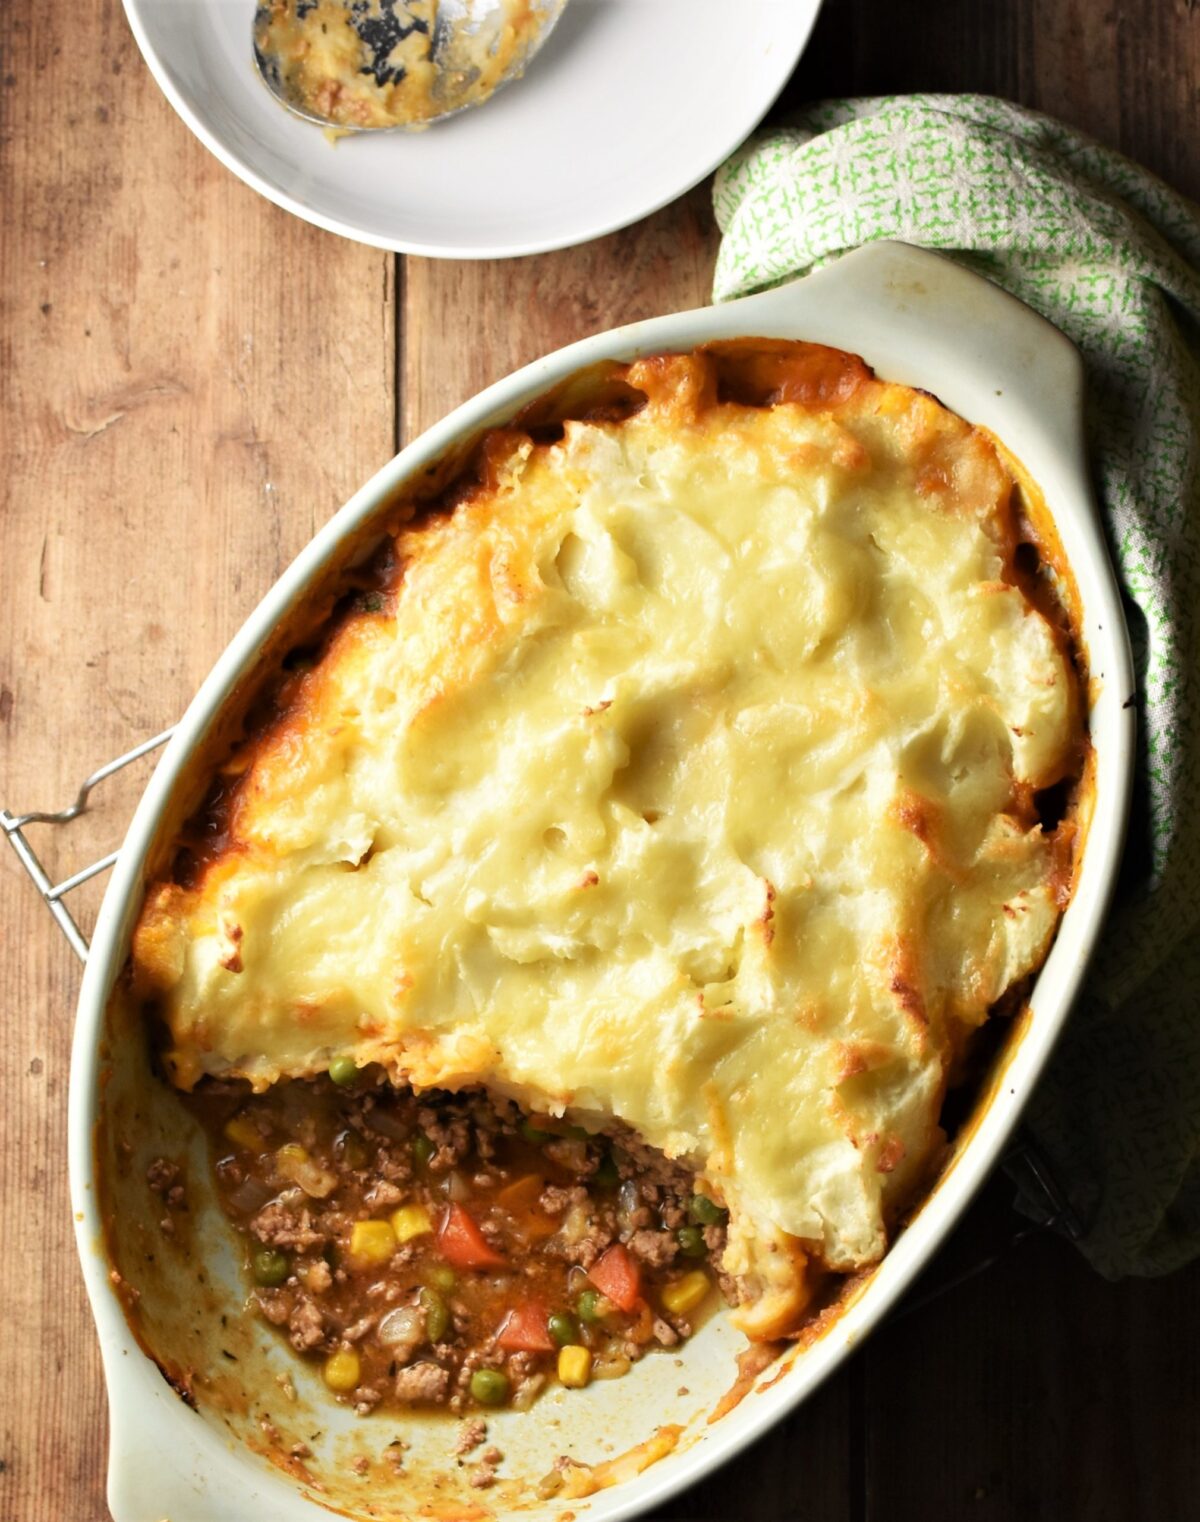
(593, 1153), (619, 1188)
(419, 1287), (450, 1343)
(469, 1368), (510, 1407)
(548, 1312), (579, 1347)
(412, 1134), (435, 1167)
(687, 1193), (727, 1227)
(519, 1119), (554, 1145)
(677, 1225), (706, 1259)
(328, 1054), (358, 1087)
(576, 1288), (605, 1324)
(252, 1249), (291, 1287)
(428, 1264), (457, 1293)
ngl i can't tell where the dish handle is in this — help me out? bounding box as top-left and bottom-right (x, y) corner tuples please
(726, 241), (1088, 462)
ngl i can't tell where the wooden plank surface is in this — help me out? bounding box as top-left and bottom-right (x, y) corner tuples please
(400, 185), (716, 440)
(2, 0), (1198, 1518)
(0, 4), (393, 1519)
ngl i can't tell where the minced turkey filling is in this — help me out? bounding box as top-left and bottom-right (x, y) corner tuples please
(173, 1071), (730, 1413)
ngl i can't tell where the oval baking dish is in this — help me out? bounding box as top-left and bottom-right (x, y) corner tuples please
(70, 241), (1135, 1522)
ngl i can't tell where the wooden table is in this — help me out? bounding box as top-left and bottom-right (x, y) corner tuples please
(3, 2), (1198, 1518)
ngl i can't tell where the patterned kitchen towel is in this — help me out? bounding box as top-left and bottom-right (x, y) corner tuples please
(713, 96), (1200, 1278)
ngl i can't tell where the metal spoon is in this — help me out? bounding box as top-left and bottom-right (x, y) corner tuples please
(253, 0), (568, 132)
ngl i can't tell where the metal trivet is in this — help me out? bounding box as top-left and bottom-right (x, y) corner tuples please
(2, 726), (176, 960)
(2, 728), (1082, 1312)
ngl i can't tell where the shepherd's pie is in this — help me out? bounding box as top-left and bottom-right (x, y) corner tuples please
(132, 342), (1085, 1347)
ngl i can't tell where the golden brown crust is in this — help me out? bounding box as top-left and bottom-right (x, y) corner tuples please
(129, 342), (1089, 1342)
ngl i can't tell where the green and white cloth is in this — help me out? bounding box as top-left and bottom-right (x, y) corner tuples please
(714, 96), (1200, 1277)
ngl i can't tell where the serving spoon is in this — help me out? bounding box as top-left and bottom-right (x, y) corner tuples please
(253, 0), (569, 132)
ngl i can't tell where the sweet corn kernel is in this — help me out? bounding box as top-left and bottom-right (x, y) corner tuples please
(349, 1219), (396, 1266)
(275, 1142), (310, 1165)
(390, 1203), (434, 1244)
(557, 1345), (593, 1389)
(660, 1270), (710, 1317)
(323, 1348), (361, 1392)
(223, 1115), (262, 1151)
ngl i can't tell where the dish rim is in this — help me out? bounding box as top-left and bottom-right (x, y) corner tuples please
(118, 0), (824, 259)
(69, 241), (1136, 1521)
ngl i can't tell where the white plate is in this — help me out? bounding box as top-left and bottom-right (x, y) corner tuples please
(121, 0), (822, 258)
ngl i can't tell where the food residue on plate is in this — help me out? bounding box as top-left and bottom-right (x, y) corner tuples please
(255, 0), (558, 130)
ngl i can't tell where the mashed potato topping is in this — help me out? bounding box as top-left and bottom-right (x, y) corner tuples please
(133, 345), (1083, 1338)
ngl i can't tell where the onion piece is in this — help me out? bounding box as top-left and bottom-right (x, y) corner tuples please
(510, 1372), (546, 1411)
(593, 1353), (632, 1380)
(444, 1169), (471, 1203)
(226, 1176), (275, 1216)
(617, 1178), (640, 1228)
(378, 1305), (424, 1348)
(276, 1150), (337, 1199)
(561, 1201), (590, 1245)
(366, 1108), (411, 1142)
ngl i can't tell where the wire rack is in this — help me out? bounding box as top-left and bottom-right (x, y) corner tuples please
(2, 727), (1081, 1311)
(1, 726), (176, 961)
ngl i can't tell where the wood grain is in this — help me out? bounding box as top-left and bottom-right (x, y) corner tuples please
(400, 149), (860, 1522)
(2, 0), (1199, 1518)
(400, 182), (716, 441)
(0, 4), (392, 1519)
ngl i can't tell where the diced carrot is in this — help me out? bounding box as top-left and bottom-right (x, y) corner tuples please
(495, 1171), (558, 1242)
(520, 1211), (561, 1243)
(495, 1173), (544, 1214)
(587, 1244), (642, 1312)
(626, 1299), (655, 1345)
(436, 1203), (507, 1270)
(495, 1300), (555, 1353)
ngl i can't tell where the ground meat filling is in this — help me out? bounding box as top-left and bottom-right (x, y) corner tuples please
(184, 1070), (728, 1413)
